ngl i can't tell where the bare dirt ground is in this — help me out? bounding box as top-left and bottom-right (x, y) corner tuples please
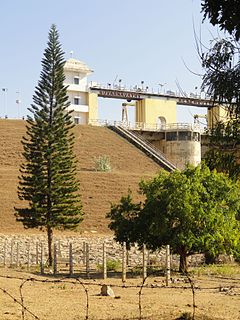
(0, 119), (160, 235)
(0, 268), (240, 320)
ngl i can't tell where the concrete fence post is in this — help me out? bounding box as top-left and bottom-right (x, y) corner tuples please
(86, 243), (90, 278)
(40, 242), (44, 274)
(3, 241), (7, 267)
(53, 243), (57, 275)
(10, 241), (14, 267)
(27, 242), (30, 270)
(83, 242), (86, 265)
(16, 242), (19, 267)
(103, 241), (107, 279)
(143, 244), (147, 279)
(122, 242), (127, 282)
(36, 242), (39, 265)
(165, 245), (171, 286)
(69, 242), (73, 276)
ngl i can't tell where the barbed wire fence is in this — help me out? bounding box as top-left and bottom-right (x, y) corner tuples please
(1, 273), (240, 320)
(1, 239), (240, 319)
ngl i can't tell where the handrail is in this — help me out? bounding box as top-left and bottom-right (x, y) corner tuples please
(108, 125), (176, 172)
(88, 119), (203, 133)
(118, 126), (176, 170)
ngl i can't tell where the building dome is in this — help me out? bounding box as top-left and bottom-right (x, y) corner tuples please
(64, 58), (93, 75)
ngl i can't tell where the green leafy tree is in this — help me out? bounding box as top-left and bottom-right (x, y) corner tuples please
(202, 0), (240, 41)
(107, 165), (240, 273)
(15, 25), (83, 266)
(204, 120), (240, 180)
(201, 1), (240, 181)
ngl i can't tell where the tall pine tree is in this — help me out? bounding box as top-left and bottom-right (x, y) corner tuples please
(15, 25), (83, 266)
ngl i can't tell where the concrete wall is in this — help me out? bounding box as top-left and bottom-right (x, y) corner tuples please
(88, 92), (98, 122)
(163, 140), (201, 170)
(207, 105), (229, 129)
(136, 98), (177, 125)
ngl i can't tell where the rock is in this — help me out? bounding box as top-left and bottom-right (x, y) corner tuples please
(100, 285), (115, 297)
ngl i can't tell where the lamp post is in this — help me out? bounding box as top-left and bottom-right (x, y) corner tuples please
(2, 88), (8, 118)
(158, 83), (166, 94)
(16, 91), (21, 119)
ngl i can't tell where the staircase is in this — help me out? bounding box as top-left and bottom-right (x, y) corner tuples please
(108, 125), (176, 172)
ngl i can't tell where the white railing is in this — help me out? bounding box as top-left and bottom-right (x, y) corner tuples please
(88, 119), (203, 133)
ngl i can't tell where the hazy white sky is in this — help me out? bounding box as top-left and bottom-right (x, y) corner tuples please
(0, 0), (217, 123)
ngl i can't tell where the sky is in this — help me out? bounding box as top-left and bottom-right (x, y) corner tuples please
(0, 0), (218, 124)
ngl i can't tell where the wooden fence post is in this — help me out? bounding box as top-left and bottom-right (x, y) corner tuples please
(86, 243), (90, 278)
(122, 242), (127, 282)
(142, 244), (147, 279)
(69, 242), (73, 276)
(103, 242), (107, 279)
(165, 245), (171, 286)
(40, 242), (44, 274)
(53, 243), (57, 275)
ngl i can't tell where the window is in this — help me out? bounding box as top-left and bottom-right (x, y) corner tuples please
(166, 132), (177, 141)
(74, 97), (80, 105)
(193, 132), (200, 142)
(178, 131), (191, 141)
(74, 77), (79, 85)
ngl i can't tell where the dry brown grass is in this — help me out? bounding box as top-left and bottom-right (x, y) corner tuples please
(0, 268), (240, 320)
(0, 119), (160, 235)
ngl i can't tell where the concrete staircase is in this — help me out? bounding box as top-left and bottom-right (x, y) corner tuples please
(108, 125), (176, 172)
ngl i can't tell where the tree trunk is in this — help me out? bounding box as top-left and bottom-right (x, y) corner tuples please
(47, 226), (53, 266)
(179, 251), (188, 273)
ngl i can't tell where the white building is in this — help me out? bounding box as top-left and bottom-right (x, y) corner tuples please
(64, 58), (95, 124)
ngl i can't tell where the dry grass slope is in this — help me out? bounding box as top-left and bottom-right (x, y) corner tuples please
(0, 119), (160, 235)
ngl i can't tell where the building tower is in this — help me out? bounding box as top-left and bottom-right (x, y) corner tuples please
(64, 58), (97, 124)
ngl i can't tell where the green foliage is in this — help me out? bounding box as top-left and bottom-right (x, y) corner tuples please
(97, 259), (121, 272)
(94, 155), (111, 172)
(192, 263), (240, 277)
(204, 120), (240, 180)
(15, 25), (83, 265)
(202, 0), (240, 40)
(107, 165), (240, 273)
(201, 38), (240, 116)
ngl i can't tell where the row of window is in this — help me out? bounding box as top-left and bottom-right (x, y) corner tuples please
(166, 131), (200, 142)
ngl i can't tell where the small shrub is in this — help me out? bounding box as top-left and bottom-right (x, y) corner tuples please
(97, 259), (121, 272)
(176, 312), (192, 320)
(94, 155), (111, 172)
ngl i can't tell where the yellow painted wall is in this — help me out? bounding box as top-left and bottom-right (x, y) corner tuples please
(136, 98), (177, 125)
(207, 105), (229, 129)
(87, 92), (98, 123)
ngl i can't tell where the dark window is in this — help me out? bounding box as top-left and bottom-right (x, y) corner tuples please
(166, 132), (177, 141)
(74, 77), (79, 85)
(74, 97), (80, 105)
(178, 131), (191, 141)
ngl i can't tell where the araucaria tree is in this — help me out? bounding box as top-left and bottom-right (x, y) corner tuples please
(15, 25), (83, 266)
(107, 165), (240, 273)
